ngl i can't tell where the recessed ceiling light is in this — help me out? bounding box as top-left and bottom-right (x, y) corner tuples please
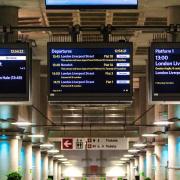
(11, 122), (33, 126)
(153, 121), (174, 126)
(120, 158), (129, 161)
(115, 163), (124, 166)
(65, 164), (72, 166)
(48, 149), (59, 153)
(58, 158), (68, 161)
(128, 149), (140, 153)
(142, 134), (159, 137)
(133, 143), (147, 148)
(124, 154), (134, 158)
(54, 155), (64, 158)
(40, 144), (54, 148)
(28, 134), (44, 138)
(62, 161), (70, 164)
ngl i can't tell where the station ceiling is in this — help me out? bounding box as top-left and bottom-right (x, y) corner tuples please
(0, 0), (179, 169)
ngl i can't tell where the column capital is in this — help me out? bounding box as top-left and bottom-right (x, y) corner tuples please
(153, 141), (166, 146)
(168, 130), (180, 137)
(146, 144), (154, 150)
(167, 5), (180, 8)
(42, 151), (48, 155)
(22, 141), (32, 145)
(33, 144), (40, 150)
(48, 154), (55, 160)
(138, 152), (146, 157)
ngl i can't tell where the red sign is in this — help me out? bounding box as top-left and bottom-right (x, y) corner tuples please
(62, 138), (73, 149)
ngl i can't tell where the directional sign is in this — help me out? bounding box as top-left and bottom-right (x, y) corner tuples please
(62, 138), (73, 149)
(86, 138), (128, 150)
(61, 138), (86, 150)
(51, 137), (129, 150)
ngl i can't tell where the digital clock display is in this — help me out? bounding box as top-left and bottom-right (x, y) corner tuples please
(48, 42), (133, 103)
(0, 44), (30, 102)
(149, 42), (180, 102)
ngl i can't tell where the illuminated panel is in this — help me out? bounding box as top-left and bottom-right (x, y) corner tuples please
(0, 43), (30, 102)
(45, 0), (138, 9)
(48, 42), (133, 103)
(150, 42), (180, 102)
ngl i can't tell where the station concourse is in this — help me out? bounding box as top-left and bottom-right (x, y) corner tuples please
(0, 0), (180, 180)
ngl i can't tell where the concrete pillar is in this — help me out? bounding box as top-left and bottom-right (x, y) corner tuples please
(53, 160), (58, 180)
(42, 153), (48, 180)
(168, 104), (180, 180)
(134, 158), (139, 176)
(10, 139), (19, 171)
(133, 89), (140, 119)
(0, 138), (21, 180)
(57, 163), (61, 180)
(49, 157), (54, 176)
(146, 148), (153, 179)
(139, 155), (145, 180)
(33, 147), (41, 180)
(32, 60), (41, 143)
(40, 75), (48, 143)
(130, 160), (134, 180)
(127, 163), (130, 180)
(139, 77), (147, 126)
(168, 132), (179, 180)
(154, 144), (162, 180)
(24, 142), (32, 180)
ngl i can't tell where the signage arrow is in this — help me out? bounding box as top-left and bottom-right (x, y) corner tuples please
(64, 140), (72, 148)
(62, 138), (73, 149)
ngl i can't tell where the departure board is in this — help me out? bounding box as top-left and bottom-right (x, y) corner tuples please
(150, 42), (180, 102)
(48, 42), (133, 102)
(45, 0), (138, 9)
(0, 44), (30, 102)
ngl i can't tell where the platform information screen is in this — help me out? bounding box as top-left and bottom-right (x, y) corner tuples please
(150, 42), (180, 102)
(48, 42), (133, 102)
(0, 44), (30, 102)
(45, 0), (138, 9)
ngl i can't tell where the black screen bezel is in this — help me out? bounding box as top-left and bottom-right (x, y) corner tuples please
(149, 42), (180, 102)
(45, 0), (138, 9)
(0, 43), (30, 102)
(48, 42), (133, 103)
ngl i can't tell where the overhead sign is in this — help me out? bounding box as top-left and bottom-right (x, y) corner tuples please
(86, 138), (128, 150)
(0, 43), (30, 102)
(149, 42), (180, 102)
(45, 0), (138, 9)
(53, 138), (128, 150)
(61, 138), (86, 150)
(48, 42), (133, 103)
(62, 138), (73, 149)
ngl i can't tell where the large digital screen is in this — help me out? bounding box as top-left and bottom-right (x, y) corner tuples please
(48, 42), (133, 103)
(45, 0), (138, 9)
(0, 44), (30, 102)
(149, 42), (180, 102)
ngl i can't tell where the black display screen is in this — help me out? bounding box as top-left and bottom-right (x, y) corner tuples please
(45, 0), (138, 9)
(0, 44), (30, 102)
(150, 42), (180, 101)
(48, 42), (133, 102)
